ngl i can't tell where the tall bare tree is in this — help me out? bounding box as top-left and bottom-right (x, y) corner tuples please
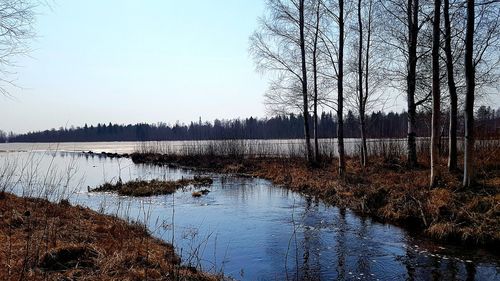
(357, 0), (365, 166)
(337, 0), (346, 175)
(355, 0), (375, 167)
(442, 0), (499, 172)
(299, 0), (314, 163)
(250, 0), (314, 163)
(344, 0), (383, 167)
(380, 0), (434, 167)
(463, 0), (475, 187)
(443, 0), (458, 171)
(406, 0), (420, 167)
(311, 0), (322, 163)
(319, 0), (347, 174)
(430, 0), (441, 187)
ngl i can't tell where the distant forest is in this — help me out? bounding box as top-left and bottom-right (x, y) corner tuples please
(2, 107), (499, 143)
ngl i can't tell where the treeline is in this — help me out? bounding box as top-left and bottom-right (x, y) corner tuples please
(3, 106), (499, 143)
(4, 111), (408, 142)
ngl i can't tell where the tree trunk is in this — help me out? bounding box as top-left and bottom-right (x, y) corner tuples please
(357, 0), (367, 167)
(362, 0), (373, 167)
(360, 113), (367, 166)
(463, 0), (475, 187)
(338, 0), (346, 176)
(430, 0), (441, 187)
(407, 0), (419, 167)
(444, 0), (458, 171)
(299, 0), (313, 164)
(313, 76), (319, 162)
(313, 0), (321, 163)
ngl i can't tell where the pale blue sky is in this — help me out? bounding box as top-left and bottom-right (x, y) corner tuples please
(1, 1), (268, 133)
(1, 1), (497, 134)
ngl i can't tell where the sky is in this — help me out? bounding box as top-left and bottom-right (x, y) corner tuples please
(0, 1), (270, 133)
(1, 1), (497, 134)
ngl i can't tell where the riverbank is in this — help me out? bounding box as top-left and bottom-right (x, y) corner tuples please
(130, 152), (500, 250)
(0, 192), (215, 281)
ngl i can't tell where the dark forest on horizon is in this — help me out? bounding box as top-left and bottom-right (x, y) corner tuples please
(3, 106), (499, 143)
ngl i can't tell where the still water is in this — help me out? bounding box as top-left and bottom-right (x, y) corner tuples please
(0, 143), (498, 281)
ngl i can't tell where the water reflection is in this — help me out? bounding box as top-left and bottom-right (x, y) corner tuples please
(337, 208), (347, 281)
(0, 150), (498, 281)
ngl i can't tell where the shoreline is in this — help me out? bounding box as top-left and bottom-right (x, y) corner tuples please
(128, 152), (500, 252)
(0, 192), (215, 280)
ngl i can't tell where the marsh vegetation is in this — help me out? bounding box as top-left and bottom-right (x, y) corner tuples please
(90, 176), (213, 197)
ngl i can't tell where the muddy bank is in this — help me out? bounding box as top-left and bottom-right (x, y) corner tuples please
(130, 152), (500, 250)
(90, 177), (213, 197)
(0, 192), (216, 281)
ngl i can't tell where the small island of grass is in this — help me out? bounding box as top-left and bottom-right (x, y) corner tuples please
(90, 176), (213, 197)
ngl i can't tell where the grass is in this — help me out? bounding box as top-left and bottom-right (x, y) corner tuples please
(130, 142), (500, 249)
(0, 192), (216, 280)
(90, 177), (213, 197)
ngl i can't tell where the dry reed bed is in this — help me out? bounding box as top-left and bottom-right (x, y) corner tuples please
(130, 147), (500, 250)
(0, 193), (216, 281)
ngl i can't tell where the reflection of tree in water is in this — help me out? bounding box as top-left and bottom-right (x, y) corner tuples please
(465, 262), (476, 281)
(287, 199), (485, 281)
(336, 208), (347, 280)
(404, 244), (417, 281)
(431, 253), (443, 280)
(446, 258), (459, 280)
(355, 217), (371, 277)
(300, 196), (322, 280)
(402, 240), (479, 281)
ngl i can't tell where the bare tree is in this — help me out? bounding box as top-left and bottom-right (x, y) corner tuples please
(407, 0), (421, 167)
(355, 0), (376, 167)
(357, 0), (365, 166)
(463, 0), (475, 187)
(320, 0), (351, 174)
(442, 0), (499, 173)
(430, 0), (441, 187)
(443, 0), (458, 171)
(343, 0), (385, 167)
(0, 0), (37, 96)
(250, 0), (313, 163)
(379, 0), (434, 167)
(337, 0), (346, 175)
(299, 0), (314, 163)
(310, 0), (322, 163)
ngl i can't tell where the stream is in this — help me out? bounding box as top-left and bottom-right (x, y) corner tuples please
(0, 143), (498, 281)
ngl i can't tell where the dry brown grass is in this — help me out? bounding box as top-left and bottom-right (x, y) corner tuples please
(0, 193), (216, 281)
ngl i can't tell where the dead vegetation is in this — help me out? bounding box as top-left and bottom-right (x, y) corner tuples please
(0, 193), (216, 281)
(90, 176), (213, 197)
(131, 144), (500, 249)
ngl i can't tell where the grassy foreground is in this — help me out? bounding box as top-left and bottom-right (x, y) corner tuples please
(0, 193), (215, 281)
(131, 151), (500, 250)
